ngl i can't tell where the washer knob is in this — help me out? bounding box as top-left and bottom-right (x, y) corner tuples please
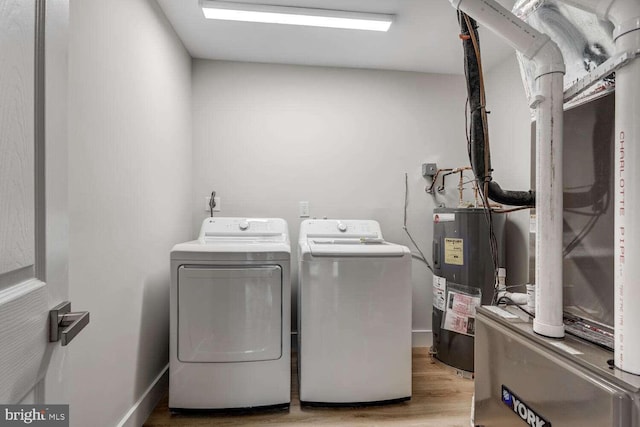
(239, 221), (250, 231)
(337, 222), (347, 232)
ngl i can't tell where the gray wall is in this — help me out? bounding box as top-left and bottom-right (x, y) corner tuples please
(484, 53), (532, 286)
(68, 0), (192, 425)
(192, 60), (474, 344)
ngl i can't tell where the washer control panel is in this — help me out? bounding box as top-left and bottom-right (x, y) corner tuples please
(300, 219), (382, 240)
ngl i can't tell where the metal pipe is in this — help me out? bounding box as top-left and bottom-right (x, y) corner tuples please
(451, 0), (566, 338)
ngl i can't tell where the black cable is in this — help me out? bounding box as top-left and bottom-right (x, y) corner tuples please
(403, 173), (434, 273)
(564, 185), (610, 256)
(411, 253), (432, 266)
(564, 211), (603, 256)
(492, 206), (533, 213)
(458, 12), (503, 303)
(496, 296), (534, 318)
(209, 191), (216, 217)
(564, 208), (604, 217)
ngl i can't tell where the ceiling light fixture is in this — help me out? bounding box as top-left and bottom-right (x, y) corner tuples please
(199, 0), (394, 32)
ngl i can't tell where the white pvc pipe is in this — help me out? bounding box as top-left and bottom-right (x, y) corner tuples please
(450, 0), (565, 76)
(451, 0), (549, 58)
(611, 1), (640, 373)
(532, 72), (565, 338)
(614, 28), (640, 375)
(451, 0), (566, 338)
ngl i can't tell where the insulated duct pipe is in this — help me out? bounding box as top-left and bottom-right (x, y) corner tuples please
(560, 0), (640, 375)
(450, 0), (566, 338)
(459, 16), (536, 207)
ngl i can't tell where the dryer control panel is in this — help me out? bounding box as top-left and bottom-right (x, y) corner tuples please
(198, 217), (289, 243)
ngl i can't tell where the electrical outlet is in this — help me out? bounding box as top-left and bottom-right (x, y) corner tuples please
(422, 162), (438, 178)
(299, 201), (310, 218)
(205, 196), (221, 212)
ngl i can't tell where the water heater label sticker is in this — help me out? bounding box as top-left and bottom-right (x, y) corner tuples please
(432, 276), (446, 311)
(433, 213), (455, 223)
(442, 291), (480, 336)
(444, 238), (464, 265)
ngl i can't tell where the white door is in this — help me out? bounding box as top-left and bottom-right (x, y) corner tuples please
(0, 0), (80, 407)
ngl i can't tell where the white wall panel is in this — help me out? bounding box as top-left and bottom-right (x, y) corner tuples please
(68, 1), (191, 425)
(192, 61), (469, 337)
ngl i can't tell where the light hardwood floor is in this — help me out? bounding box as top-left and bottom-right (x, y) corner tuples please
(145, 348), (474, 426)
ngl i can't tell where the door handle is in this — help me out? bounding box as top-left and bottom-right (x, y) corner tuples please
(49, 301), (90, 346)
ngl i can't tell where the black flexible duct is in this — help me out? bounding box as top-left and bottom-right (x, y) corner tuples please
(459, 13), (535, 207)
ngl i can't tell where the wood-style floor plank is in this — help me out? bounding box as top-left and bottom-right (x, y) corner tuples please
(145, 348), (474, 426)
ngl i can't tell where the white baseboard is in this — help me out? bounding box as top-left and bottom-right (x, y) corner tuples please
(291, 330), (433, 349)
(116, 364), (168, 427)
(412, 329), (433, 347)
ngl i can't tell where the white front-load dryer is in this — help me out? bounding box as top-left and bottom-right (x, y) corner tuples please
(298, 219), (412, 406)
(170, 217), (291, 411)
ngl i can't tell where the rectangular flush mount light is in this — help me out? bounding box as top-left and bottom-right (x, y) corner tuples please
(199, 0), (394, 32)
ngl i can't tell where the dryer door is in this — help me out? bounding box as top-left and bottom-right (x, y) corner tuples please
(178, 265), (282, 362)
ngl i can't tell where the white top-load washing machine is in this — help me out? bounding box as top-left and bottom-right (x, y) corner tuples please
(298, 219), (412, 405)
(170, 217), (290, 411)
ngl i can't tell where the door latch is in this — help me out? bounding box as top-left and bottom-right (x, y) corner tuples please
(49, 301), (90, 346)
